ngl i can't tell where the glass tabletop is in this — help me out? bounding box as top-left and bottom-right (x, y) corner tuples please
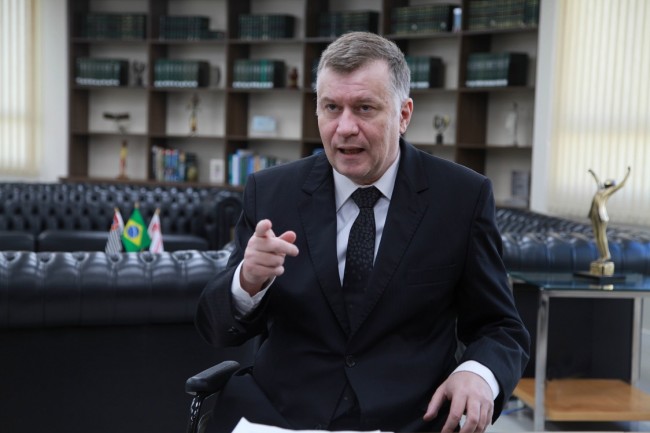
(510, 271), (650, 292)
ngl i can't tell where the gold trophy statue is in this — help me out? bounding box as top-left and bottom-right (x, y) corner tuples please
(103, 112), (130, 179)
(586, 166), (631, 277)
(187, 93), (200, 136)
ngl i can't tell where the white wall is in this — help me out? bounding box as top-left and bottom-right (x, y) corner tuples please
(529, 0), (558, 215)
(40, 0), (69, 181)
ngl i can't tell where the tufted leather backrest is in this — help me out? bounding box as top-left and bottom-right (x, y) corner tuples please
(0, 250), (229, 329)
(497, 207), (650, 273)
(0, 182), (243, 249)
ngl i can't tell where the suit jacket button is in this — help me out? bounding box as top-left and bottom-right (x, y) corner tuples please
(345, 355), (356, 367)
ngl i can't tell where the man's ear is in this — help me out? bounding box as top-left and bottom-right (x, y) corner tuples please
(400, 98), (414, 134)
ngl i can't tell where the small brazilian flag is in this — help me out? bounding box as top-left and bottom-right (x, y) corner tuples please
(122, 206), (151, 252)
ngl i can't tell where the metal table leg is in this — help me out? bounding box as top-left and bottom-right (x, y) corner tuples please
(632, 297), (642, 386)
(534, 293), (550, 432)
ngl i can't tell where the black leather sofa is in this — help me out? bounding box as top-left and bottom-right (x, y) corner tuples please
(0, 182), (243, 252)
(497, 207), (650, 274)
(0, 249), (256, 433)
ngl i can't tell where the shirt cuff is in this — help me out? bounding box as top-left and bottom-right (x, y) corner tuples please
(452, 360), (500, 400)
(231, 261), (271, 316)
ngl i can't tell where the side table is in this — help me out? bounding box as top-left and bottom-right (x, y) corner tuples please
(510, 271), (650, 431)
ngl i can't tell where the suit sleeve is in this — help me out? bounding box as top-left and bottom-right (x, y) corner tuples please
(456, 178), (531, 419)
(195, 175), (269, 347)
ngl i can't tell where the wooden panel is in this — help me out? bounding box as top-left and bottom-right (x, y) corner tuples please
(455, 148), (485, 173)
(68, 135), (89, 177)
(456, 92), (487, 144)
(148, 92), (167, 136)
(304, 0), (328, 38)
(225, 92), (249, 137)
(514, 378), (650, 421)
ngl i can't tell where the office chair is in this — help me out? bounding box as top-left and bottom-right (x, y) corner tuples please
(186, 333), (263, 433)
(186, 360), (240, 433)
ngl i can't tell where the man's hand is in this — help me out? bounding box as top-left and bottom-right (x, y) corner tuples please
(240, 219), (299, 296)
(424, 371), (494, 433)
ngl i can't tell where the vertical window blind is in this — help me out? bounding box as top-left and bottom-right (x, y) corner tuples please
(0, 0), (41, 175)
(548, 0), (650, 226)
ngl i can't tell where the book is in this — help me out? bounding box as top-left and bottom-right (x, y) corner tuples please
(465, 52), (528, 88)
(319, 11), (379, 37)
(391, 4), (455, 35)
(467, 0), (539, 30)
(79, 13), (146, 39)
(239, 14), (295, 39)
(159, 16), (217, 40)
(232, 59), (285, 89)
(153, 59), (210, 88)
(405, 56), (444, 89)
(75, 58), (129, 86)
(150, 145), (197, 181)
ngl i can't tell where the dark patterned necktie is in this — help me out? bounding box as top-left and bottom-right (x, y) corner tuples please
(342, 186), (382, 325)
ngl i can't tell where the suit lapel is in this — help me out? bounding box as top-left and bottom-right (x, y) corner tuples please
(298, 154), (351, 334)
(349, 141), (430, 336)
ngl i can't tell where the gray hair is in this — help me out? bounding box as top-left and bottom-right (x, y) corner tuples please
(315, 32), (411, 105)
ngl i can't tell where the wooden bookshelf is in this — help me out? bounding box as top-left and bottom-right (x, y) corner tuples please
(67, 0), (539, 199)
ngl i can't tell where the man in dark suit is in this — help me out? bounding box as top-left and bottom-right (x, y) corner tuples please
(196, 31), (530, 433)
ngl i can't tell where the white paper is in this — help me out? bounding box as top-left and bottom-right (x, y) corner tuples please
(231, 417), (389, 433)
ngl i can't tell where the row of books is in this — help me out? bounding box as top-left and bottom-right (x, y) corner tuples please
(78, 13), (146, 39)
(238, 14), (295, 40)
(406, 56), (444, 89)
(151, 146), (198, 182)
(467, 0), (539, 30)
(228, 150), (287, 186)
(232, 59), (285, 89)
(465, 52), (528, 88)
(318, 11), (379, 38)
(159, 15), (225, 40)
(75, 58), (129, 86)
(153, 60), (211, 88)
(77, 3), (538, 41)
(391, 4), (456, 35)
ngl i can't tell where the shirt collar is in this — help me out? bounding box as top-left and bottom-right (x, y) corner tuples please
(334, 147), (400, 212)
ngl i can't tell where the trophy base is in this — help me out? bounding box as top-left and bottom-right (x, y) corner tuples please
(116, 174), (129, 180)
(590, 260), (615, 276)
(573, 261), (626, 283)
(435, 133), (443, 145)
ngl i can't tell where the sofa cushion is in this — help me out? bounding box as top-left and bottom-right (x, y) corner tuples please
(0, 231), (35, 251)
(36, 230), (209, 252)
(0, 250), (228, 329)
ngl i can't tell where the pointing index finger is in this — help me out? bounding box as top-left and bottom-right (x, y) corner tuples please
(254, 219), (274, 238)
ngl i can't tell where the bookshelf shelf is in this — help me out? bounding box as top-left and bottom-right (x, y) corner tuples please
(459, 85), (534, 93)
(67, 0), (539, 202)
(150, 40), (227, 46)
(387, 32), (461, 41)
(150, 87), (225, 93)
(71, 38), (147, 44)
(461, 26), (538, 36)
(72, 131), (149, 138)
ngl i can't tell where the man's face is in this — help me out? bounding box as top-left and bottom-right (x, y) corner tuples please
(316, 60), (413, 185)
